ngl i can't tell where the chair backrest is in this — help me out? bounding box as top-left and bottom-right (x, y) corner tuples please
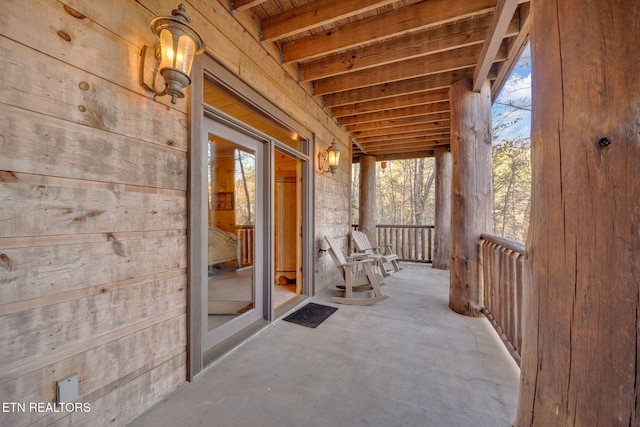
(324, 235), (347, 268)
(352, 230), (374, 254)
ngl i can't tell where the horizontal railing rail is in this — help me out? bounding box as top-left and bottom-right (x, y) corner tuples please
(352, 224), (434, 263)
(480, 233), (527, 366)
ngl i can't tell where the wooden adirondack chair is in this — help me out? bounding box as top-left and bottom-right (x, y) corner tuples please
(351, 230), (402, 277)
(324, 236), (388, 305)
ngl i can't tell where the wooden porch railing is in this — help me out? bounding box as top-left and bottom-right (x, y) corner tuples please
(480, 233), (527, 366)
(352, 224), (434, 263)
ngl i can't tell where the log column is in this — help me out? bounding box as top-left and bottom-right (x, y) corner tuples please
(358, 155), (377, 245)
(449, 78), (492, 316)
(515, 1), (640, 425)
(432, 147), (452, 269)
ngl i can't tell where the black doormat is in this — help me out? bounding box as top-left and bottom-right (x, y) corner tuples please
(283, 303), (338, 328)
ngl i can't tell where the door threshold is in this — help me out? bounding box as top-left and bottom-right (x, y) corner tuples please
(201, 319), (269, 369)
(275, 294), (307, 319)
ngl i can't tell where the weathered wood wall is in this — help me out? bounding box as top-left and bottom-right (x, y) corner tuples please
(0, 0), (187, 424)
(0, 0), (351, 425)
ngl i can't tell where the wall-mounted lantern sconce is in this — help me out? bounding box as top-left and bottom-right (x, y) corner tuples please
(318, 140), (341, 175)
(140, 4), (204, 104)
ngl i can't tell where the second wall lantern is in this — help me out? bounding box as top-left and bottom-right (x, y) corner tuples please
(319, 140), (341, 175)
(141, 4), (204, 104)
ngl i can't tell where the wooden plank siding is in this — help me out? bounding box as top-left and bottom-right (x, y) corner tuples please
(0, 0), (351, 425)
(0, 0), (188, 424)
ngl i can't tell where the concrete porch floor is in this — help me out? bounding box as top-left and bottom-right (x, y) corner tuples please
(129, 264), (520, 427)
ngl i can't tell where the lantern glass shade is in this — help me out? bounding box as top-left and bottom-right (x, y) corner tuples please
(328, 147), (340, 168)
(159, 29), (197, 75)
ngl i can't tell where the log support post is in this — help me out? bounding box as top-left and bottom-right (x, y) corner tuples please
(448, 78), (492, 316)
(515, 1), (640, 425)
(358, 155), (377, 246)
(433, 147), (452, 269)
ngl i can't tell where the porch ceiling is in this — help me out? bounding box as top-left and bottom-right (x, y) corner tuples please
(226, 0), (530, 162)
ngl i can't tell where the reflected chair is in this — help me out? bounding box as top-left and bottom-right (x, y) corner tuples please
(351, 230), (402, 277)
(324, 235), (388, 305)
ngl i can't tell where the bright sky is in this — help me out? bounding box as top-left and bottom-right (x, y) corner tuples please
(492, 45), (531, 143)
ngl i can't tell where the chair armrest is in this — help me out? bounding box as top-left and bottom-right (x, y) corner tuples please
(344, 258), (375, 266)
(360, 244), (391, 251)
(347, 253), (370, 260)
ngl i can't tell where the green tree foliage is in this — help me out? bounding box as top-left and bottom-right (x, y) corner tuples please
(351, 158), (435, 226)
(352, 141), (530, 243)
(492, 138), (530, 242)
(351, 48), (532, 242)
(492, 47), (531, 242)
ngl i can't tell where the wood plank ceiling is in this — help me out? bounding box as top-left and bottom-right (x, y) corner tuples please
(223, 0), (530, 162)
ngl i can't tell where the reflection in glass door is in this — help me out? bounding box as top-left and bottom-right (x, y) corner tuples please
(207, 136), (255, 330)
(202, 118), (265, 350)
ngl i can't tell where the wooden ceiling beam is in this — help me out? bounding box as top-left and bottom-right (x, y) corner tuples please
(353, 151), (436, 162)
(281, 0), (497, 63)
(356, 130), (451, 144)
(360, 141), (450, 154)
(300, 14), (520, 82)
(340, 102), (450, 126)
(491, 3), (531, 100)
(331, 89), (449, 118)
(261, 0), (396, 42)
(351, 122), (451, 139)
(346, 113), (450, 133)
(359, 133), (450, 145)
(313, 43), (507, 96)
(360, 143), (449, 155)
(323, 69), (475, 108)
(232, 0), (268, 13)
(473, 0), (520, 91)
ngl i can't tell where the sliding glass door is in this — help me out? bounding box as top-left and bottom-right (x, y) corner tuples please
(189, 55), (315, 376)
(201, 117), (266, 351)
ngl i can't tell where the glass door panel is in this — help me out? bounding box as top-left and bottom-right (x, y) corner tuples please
(207, 136), (255, 331)
(202, 118), (265, 350)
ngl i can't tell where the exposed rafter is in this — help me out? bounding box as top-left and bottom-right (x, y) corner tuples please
(491, 3), (531, 100)
(331, 89), (449, 118)
(313, 43), (507, 96)
(340, 102), (450, 126)
(473, 0), (520, 91)
(299, 14), (519, 82)
(261, 0), (396, 42)
(346, 114), (451, 133)
(356, 130), (451, 144)
(324, 69), (476, 108)
(232, 0), (267, 13)
(225, 0), (531, 161)
(351, 122), (451, 139)
(281, 0), (497, 63)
